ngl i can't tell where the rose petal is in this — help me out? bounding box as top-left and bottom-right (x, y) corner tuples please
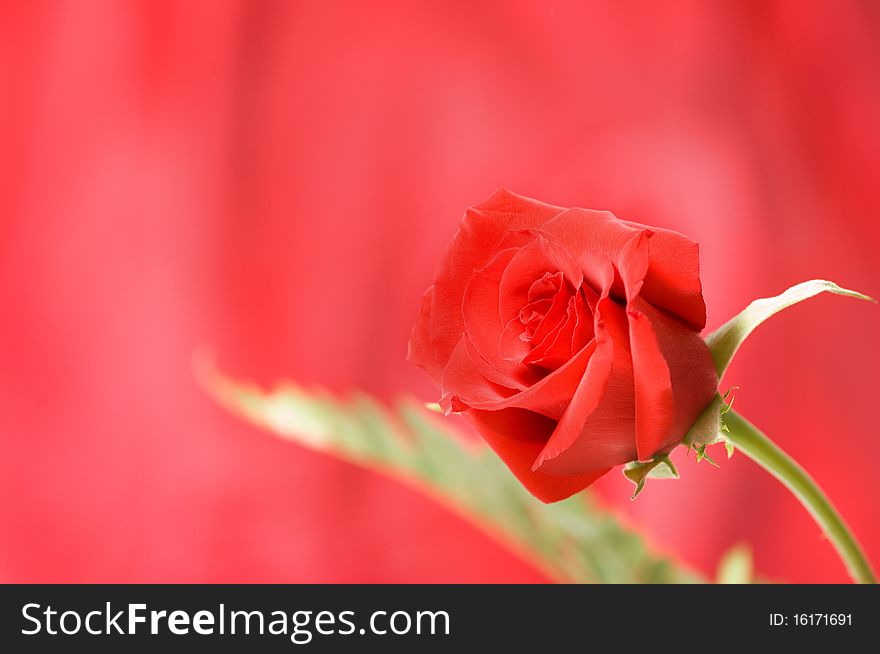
(627, 303), (675, 461)
(499, 315), (532, 361)
(524, 275), (572, 350)
(519, 297), (553, 331)
(473, 188), (565, 228)
(463, 335), (529, 391)
(570, 288), (595, 352)
(522, 295), (577, 369)
(540, 208), (706, 329)
(527, 273), (562, 302)
(417, 191), (561, 385)
(439, 338), (514, 413)
(630, 296), (717, 451)
(538, 208), (648, 300)
(498, 234), (582, 326)
(466, 407), (610, 503)
(532, 293), (630, 473)
(623, 220), (707, 330)
(457, 340), (596, 420)
(463, 248), (541, 388)
(527, 221), (677, 465)
(407, 286), (441, 378)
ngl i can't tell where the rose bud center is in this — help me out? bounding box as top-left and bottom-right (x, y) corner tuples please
(502, 270), (596, 373)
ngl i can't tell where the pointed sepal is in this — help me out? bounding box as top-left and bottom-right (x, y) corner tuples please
(624, 454), (679, 500)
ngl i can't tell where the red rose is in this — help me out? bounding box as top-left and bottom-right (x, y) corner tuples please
(409, 190), (718, 502)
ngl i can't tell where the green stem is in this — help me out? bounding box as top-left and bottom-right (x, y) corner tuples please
(724, 409), (876, 584)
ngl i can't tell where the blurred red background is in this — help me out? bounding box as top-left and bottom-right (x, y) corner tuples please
(2, 0), (878, 583)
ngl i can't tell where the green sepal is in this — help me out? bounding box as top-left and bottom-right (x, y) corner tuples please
(683, 393), (724, 447)
(694, 444), (719, 467)
(684, 387), (738, 464)
(624, 454), (679, 500)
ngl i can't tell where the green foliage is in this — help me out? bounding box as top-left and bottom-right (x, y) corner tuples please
(692, 279), (874, 478)
(199, 361), (704, 584)
(706, 280), (874, 380)
(716, 543), (754, 584)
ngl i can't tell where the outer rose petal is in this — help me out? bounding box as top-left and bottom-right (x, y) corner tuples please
(439, 338), (513, 413)
(623, 220), (707, 330)
(609, 226), (678, 461)
(410, 189), (563, 383)
(538, 208), (648, 300)
(463, 247), (544, 388)
(407, 286), (441, 379)
(540, 208), (706, 330)
(472, 188), (564, 228)
(451, 341), (595, 421)
(628, 305), (675, 461)
(630, 296), (717, 452)
(466, 407), (610, 503)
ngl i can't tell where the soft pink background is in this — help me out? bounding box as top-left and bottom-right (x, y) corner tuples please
(2, 0), (878, 582)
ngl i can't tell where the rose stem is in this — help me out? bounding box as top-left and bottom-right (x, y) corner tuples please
(723, 409), (876, 584)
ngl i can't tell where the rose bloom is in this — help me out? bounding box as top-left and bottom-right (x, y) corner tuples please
(409, 190), (718, 502)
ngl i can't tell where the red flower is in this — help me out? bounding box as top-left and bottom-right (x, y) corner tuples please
(409, 190), (718, 502)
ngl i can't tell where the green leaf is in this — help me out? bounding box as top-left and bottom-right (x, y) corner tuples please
(716, 543), (754, 584)
(197, 358), (704, 584)
(623, 455), (679, 499)
(706, 280), (874, 380)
